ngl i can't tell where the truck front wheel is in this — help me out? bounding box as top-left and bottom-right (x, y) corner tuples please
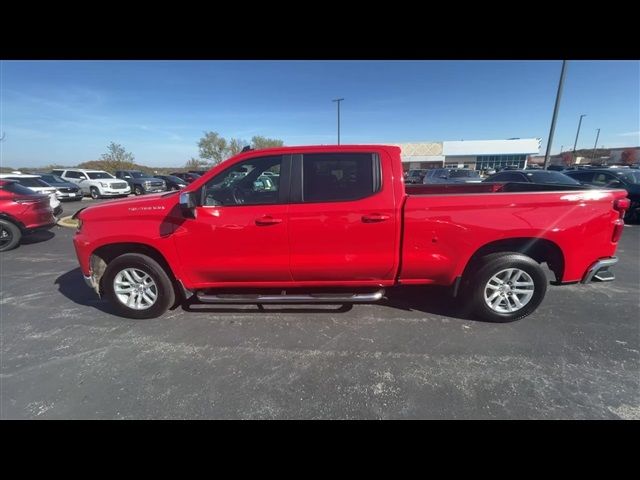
(465, 252), (547, 322)
(102, 253), (176, 319)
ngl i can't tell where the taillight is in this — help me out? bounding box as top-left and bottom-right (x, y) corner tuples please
(612, 219), (625, 242)
(614, 198), (630, 218)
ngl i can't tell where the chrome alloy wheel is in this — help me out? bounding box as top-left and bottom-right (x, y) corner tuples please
(484, 268), (535, 313)
(113, 268), (158, 310)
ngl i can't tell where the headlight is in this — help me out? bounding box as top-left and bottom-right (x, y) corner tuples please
(100, 182), (109, 187)
(76, 218), (83, 232)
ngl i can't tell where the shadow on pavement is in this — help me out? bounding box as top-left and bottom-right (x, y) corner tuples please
(55, 268), (474, 321)
(21, 230), (55, 245)
(381, 285), (475, 321)
(54, 267), (115, 314)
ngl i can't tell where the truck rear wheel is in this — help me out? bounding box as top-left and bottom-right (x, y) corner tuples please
(0, 219), (21, 252)
(102, 253), (176, 319)
(465, 252), (547, 322)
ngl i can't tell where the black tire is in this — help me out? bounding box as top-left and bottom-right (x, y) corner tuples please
(0, 219), (22, 252)
(102, 253), (176, 319)
(134, 186), (144, 196)
(464, 252), (547, 323)
(90, 187), (100, 199)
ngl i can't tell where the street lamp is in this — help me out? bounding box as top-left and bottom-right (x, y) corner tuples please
(591, 128), (601, 162)
(332, 98), (344, 145)
(543, 60), (567, 169)
(572, 114), (587, 157)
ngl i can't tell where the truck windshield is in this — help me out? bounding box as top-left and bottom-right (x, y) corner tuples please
(87, 172), (114, 179)
(130, 171), (147, 178)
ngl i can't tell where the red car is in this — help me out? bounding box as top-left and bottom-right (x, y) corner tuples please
(73, 145), (629, 321)
(0, 179), (56, 252)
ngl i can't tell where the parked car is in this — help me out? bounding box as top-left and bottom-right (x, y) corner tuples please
(153, 175), (188, 191)
(114, 170), (166, 195)
(170, 172), (201, 184)
(404, 169), (427, 184)
(0, 179), (56, 252)
(73, 145), (629, 322)
(32, 173), (82, 201)
(422, 168), (481, 184)
(188, 170), (208, 176)
(54, 169), (131, 199)
(0, 174), (63, 216)
(483, 170), (582, 186)
(564, 168), (640, 223)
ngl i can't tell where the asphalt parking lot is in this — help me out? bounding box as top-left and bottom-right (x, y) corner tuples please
(1, 198), (639, 419)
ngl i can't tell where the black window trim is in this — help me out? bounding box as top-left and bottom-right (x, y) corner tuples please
(293, 152), (382, 205)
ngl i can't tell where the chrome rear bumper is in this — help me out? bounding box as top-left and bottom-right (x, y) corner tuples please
(581, 257), (618, 283)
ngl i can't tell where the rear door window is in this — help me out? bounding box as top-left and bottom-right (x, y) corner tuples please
(302, 153), (380, 203)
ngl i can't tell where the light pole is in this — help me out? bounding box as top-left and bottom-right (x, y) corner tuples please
(543, 60), (567, 169)
(332, 98), (344, 145)
(572, 114), (587, 158)
(591, 128), (601, 162)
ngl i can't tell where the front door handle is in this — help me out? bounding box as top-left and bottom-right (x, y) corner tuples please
(255, 215), (283, 226)
(362, 213), (390, 223)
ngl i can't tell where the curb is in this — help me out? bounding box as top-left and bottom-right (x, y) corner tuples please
(57, 216), (79, 229)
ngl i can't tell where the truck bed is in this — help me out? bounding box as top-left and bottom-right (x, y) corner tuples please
(405, 182), (590, 196)
(400, 183), (626, 286)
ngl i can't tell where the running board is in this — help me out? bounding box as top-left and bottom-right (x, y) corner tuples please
(196, 289), (385, 304)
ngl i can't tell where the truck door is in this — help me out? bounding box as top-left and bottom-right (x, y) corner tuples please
(288, 152), (398, 282)
(173, 154), (292, 285)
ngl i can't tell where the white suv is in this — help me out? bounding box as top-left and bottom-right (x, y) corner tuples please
(54, 169), (131, 199)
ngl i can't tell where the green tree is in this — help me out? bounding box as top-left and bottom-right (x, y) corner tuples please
(198, 131), (227, 166)
(251, 135), (284, 150)
(101, 142), (134, 163)
(185, 157), (208, 170)
(227, 138), (248, 157)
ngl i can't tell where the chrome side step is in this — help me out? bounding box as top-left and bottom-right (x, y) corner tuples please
(196, 289), (385, 304)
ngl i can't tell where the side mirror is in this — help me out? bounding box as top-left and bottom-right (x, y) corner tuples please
(179, 191), (197, 218)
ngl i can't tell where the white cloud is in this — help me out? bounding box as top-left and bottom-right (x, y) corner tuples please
(617, 131), (640, 137)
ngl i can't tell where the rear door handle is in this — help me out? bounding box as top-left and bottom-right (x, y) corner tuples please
(362, 213), (390, 223)
(255, 215), (283, 226)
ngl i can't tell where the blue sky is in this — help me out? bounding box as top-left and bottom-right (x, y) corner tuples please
(1, 60), (638, 167)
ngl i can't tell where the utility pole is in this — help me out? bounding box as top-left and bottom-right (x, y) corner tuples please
(591, 128), (600, 162)
(544, 60), (567, 169)
(332, 98), (344, 145)
(572, 113), (587, 159)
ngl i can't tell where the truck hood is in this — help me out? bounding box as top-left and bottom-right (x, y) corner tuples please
(78, 191), (177, 219)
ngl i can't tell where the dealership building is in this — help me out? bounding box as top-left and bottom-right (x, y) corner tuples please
(394, 138), (542, 171)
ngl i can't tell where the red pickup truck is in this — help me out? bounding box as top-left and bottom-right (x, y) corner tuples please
(73, 145), (629, 321)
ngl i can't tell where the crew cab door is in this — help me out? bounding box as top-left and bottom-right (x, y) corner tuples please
(173, 155), (292, 285)
(288, 152), (398, 282)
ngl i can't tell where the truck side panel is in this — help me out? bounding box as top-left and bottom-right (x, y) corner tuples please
(400, 189), (626, 285)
